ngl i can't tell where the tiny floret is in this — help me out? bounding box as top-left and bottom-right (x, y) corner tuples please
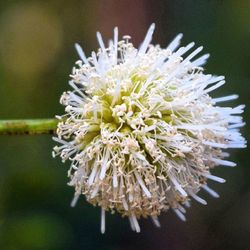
(53, 24), (246, 233)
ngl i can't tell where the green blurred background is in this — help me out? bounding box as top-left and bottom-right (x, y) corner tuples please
(0, 1), (249, 249)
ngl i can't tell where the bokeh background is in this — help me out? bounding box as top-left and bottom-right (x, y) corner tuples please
(0, 1), (249, 249)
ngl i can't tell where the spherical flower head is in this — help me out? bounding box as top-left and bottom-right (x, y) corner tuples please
(53, 24), (246, 233)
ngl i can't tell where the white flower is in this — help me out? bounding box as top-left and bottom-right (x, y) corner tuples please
(53, 24), (246, 233)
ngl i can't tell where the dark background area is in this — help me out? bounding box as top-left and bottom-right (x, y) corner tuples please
(0, 1), (249, 249)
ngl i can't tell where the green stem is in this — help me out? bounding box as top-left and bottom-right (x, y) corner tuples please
(0, 119), (58, 135)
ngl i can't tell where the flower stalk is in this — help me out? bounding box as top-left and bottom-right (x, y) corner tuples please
(0, 119), (58, 135)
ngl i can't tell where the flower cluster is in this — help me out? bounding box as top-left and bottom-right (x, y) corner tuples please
(53, 24), (246, 233)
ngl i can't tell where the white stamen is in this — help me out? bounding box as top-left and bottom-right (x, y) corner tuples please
(177, 42), (195, 56)
(210, 158), (236, 167)
(173, 209), (186, 221)
(203, 174), (226, 183)
(151, 215), (161, 227)
(88, 160), (98, 185)
(213, 94), (239, 103)
(74, 43), (89, 65)
(101, 208), (106, 234)
(189, 190), (207, 205)
(192, 53), (210, 66)
(70, 194), (80, 207)
(91, 184), (100, 198)
(113, 165), (118, 188)
(144, 125), (156, 132)
(134, 171), (152, 198)
(204, 80), (225, 93)
(96, 31), (106, 52)
(202, 140), (228, 149)
(184, 201), (191, 208)
(228, 122), (245, 129)
(183, 46), (203, 62)
(171, 177), (188, 197)
(113, 27), (118, 65)
(139, 23), (155, 54)
(128, 216), (135, 231)
(202, 185), (220, 198)
(167, 33), (183, 52)
(178, 205), (186, 214)
(131, 213), (140, 233)
(100, 150), (110, 180)
(122, 198), (129, 211)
